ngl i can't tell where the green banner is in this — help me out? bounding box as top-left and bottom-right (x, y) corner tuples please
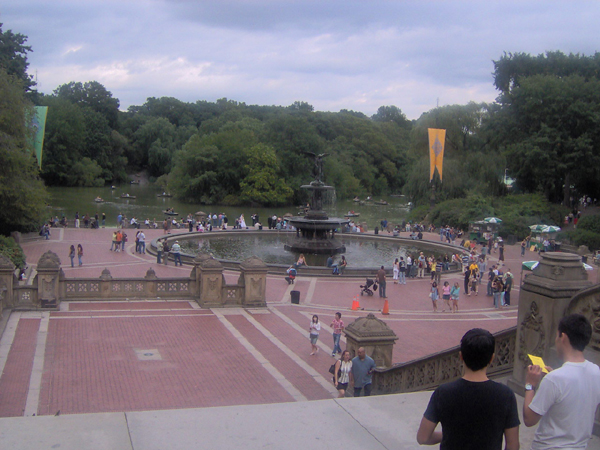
(32, 106), (48, 169)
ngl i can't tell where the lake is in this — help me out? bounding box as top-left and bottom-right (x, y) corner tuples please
(46, 183), (411, 229)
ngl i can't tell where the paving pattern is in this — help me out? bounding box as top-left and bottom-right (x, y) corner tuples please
(0, 226), (551, 417)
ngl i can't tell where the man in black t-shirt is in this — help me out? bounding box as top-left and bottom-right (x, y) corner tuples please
(416, 328), (520, 450)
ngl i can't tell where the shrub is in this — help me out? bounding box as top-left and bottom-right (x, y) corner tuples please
(558, 229), (600, 252)
(0, 235), (26, 269)
(577, 214), (600, 234)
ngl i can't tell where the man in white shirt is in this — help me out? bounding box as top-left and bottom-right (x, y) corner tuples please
(524, 314), (600, 449)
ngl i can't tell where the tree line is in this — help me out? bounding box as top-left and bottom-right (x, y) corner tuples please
(3, 22), (600, 234)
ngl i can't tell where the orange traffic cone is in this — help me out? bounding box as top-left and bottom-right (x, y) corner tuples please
(382, 298), (390, 315)
(351, 295), (360, 311)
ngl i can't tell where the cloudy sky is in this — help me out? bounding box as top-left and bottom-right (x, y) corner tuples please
(3, 1), (600, 119)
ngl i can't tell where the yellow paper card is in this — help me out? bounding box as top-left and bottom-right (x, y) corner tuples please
(528, 354), (549, 373)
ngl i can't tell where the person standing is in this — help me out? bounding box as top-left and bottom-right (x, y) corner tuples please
(503, 271), (513, 306)
(351, 347), (376, 397)
(392, 258), (400, 284)
(430, 281), (439, 313)
(338, 255), (347, 275)
(171, 240), (182, 266)
(377, 265), (387, 298)
(399, 256), (407, 284)
(442, 281), (451, 312)
(417, 252), (426, 278)
(524, 314), (600, 449)
(333, 350), (352, 398)
(68, 245), (75, 268)
(138, 231), (146, 254)
(309, 315), (320, 355)
(115, 230), (122, 253)
(450, 282), (460, 313)
(430, 259), (437, 281)
(101, 212), (106, 228)
(417, 328), (520, 449)
(521, 238), (527, 256)
(330, 312), (344, 357)
(156, 239), (163, 264)
(406, 254), (413, 278)
(163, 240), (170, 265)
(77, 244), (83, 267)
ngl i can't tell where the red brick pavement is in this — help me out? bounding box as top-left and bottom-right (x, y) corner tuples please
(0, 227), (556, 417)
(0, 319), (40, 417)
(37, 312), (294, 415)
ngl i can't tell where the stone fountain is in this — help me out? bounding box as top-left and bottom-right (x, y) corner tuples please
(284, 153), (349, 255)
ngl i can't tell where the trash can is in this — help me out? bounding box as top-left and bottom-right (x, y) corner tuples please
(291, 290), (300, 304)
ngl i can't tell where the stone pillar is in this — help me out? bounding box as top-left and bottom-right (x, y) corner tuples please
(0, 255), (16, 315)
(197, 256), (224, 308)
(144, 267), (157, 297)
(239, 256), (268, 308)
(36, 251), (64, 309)
(99, 268), (112, 299)
(344, 313), (398, 368)
(508, 252), (592, 394)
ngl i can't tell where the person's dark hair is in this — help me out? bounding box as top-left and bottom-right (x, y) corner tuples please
(312, 314), (319, 323)
(461, 328), (495, 371)
(558, 314), (592, 352)
(335, 312), (341, 319)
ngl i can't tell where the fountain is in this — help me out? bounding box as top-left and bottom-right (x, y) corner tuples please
(284, 153), (349, 255)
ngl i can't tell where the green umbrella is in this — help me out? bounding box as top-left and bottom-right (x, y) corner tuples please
(483, 217), (502, 224)
(529, 224), (548, 232)
(522, 261), (539, 271)
(541, 225), (561, 233)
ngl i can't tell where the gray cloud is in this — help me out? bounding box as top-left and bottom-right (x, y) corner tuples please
(3, 1), (600, 118)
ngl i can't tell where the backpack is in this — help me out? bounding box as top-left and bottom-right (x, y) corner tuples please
(163, 242), (170, 252)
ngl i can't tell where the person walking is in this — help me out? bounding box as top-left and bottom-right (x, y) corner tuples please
(171, 240), (182, 266)
(503, 271), (513, 306)
(77, 244), (83, 267)
(68, 245), (75, 268)
(351, 347), (376, 397)
(333, 350), (352, 398)
(309, 315), (321, 355)
(330, 312), (344, 357)
(377, 265), (387, 298)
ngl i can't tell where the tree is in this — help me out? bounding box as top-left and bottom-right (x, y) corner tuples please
(0, 69), (47, 235)
(239, 144), (293, 206)
(54, 81), (120, 128)
(0, 24), (35, 91)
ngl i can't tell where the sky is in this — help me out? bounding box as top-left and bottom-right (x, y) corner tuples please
(3, 1), (600, 119)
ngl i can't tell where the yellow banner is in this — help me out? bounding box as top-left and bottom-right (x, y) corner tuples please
(428, 128), (446, 181)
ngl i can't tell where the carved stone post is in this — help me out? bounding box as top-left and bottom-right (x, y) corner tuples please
(144, 267), (157, 297)
(99, 268), (113, 299)
(197, 256), (224, 308)
(0, 255), (16, 315)
(36, 251), (64, 309)
(344, 313), (398, 368)
(239, 256), (267, 308)
(508, 252), (592, 394)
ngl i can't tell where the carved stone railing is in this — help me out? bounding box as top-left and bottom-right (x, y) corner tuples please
(372, 327), (517, 394)
(63, 278), (193, 300)
(13, 285), (38, 309)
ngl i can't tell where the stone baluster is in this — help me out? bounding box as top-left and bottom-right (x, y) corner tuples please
(239, 256), (268, 308)
(0, 255), (16, 315)
(344, 313), (398, 368)
(36, 250), (64, 309)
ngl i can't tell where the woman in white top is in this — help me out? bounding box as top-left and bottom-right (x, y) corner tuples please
(333, 350), (353, 398)
(309, 315), (321, 355)
(393, 258), (400, 284)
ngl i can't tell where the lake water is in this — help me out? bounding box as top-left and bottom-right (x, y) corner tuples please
(46, 184), (411, 230)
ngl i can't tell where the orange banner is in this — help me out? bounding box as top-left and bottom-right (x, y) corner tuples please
(428, 128), (446, 181)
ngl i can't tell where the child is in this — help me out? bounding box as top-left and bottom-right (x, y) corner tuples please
(285, 266), (297, 285)
(450, 282), (460, 313)
(442, 281), (451, 312)
(470, 271), (479, 296)
(430, 281), (439, 312)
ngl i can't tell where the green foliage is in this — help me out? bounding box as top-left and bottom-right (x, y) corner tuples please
(0, 23), (35, 91)
(0, 69), (48, 235)
(577, 215), (600, 234)
(559, 229), (600, 252)
(0, 235), (26, 268)
(239, 144), (293, 206)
